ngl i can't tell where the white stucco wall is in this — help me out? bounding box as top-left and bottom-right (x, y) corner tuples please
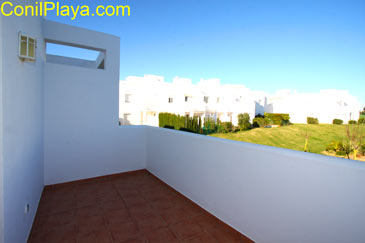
(146, 126), (365, 243)
(0, 13), (4, 243)
(43, 21), (146, 185)
(0, 9), (45, 243)
(269, 90), (362, 124)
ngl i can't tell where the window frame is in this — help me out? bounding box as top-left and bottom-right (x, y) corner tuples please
(19, 32), (36, 61)
(123, 113), (132, 125)
(125, 94), (131, 103)
(204, 96), (209, 104)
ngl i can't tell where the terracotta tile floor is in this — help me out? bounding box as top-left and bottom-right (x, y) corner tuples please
(29, 170), (252, 243)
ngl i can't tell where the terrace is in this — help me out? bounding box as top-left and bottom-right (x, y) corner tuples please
(1, 9), (365, 243)
(29, 170), (251, 242)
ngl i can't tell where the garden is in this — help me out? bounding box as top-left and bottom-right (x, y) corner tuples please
(159, 112), (365, 161)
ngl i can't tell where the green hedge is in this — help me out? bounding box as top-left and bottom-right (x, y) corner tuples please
(220, 122), (233, 133)
(264, 113), (290, 126)
(333, 119), (343, 125)
(307, 117), (319, 124)
(348, 120), (357, 124)
(253, 117), (271, 128)
(359, 118), (365, 124)
(159, 113), (202, 133)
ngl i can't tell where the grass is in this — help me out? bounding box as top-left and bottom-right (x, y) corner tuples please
(210, 124), (365, 154)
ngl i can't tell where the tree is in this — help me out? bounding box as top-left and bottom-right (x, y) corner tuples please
(238, 113), (251, 131)
(300, 129), (311, 152)
(345, 123), (364, 160)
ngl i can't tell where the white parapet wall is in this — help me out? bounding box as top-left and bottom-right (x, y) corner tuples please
(146, 126), (365, 243)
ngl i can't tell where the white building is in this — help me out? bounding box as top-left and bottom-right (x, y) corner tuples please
(120, 75), (362, 125)
(119, 75), (256, 126)
(266, 89), (362, 123)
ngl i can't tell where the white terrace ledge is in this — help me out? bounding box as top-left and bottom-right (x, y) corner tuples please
(145, 126), (365, 243)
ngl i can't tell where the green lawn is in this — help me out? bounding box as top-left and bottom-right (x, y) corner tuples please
(210, 124), (365, 154)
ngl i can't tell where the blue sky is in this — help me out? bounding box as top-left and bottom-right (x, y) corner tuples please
(47, 0), (365, 106)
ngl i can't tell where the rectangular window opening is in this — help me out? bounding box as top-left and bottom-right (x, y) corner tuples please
(121, 113), (131, 125)
(125, 94), (131, 103)
(46, 42), (105, 70)
(19, 33), (36, 61)
(204, 96), (209, 103)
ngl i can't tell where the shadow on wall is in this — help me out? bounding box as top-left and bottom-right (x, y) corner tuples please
(119, 117), (131, 125)
(255, 97), (273, 115)
(255, 101), (264, 115)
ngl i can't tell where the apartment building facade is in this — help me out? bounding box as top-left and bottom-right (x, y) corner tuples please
(119, 75), (362, 126)
(119, 75), (256, 126)
(266, 89), (362, 123)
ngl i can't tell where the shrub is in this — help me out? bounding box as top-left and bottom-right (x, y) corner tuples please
(333, 119), (343, 125)
(361, 144), (365, 156)
(252, 118), (261, 128)
(348, 120), (357, 124)
(238, 113), (251, 131)
(221, 122), (233, 133)
(326, 141), (335, 151)
(253, 117), (271, 128)
(336, 151), (347, 156)
(342, 142), (352, 159)
(281, 120), (291, 126)
(307, 117), (319, 124)
(328, 141), (351, 158)
(204, 117), (220, 132)
(179, 127), (196, 133)
(264, 113), (290, 126)
(334, 141), (343, 152)
(159, 113), (184, 129)
(358, 118), (365, 124)
(159, 113), (202, 133)
(326, 141), (343, 152)
(232, 126), (241, 132)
